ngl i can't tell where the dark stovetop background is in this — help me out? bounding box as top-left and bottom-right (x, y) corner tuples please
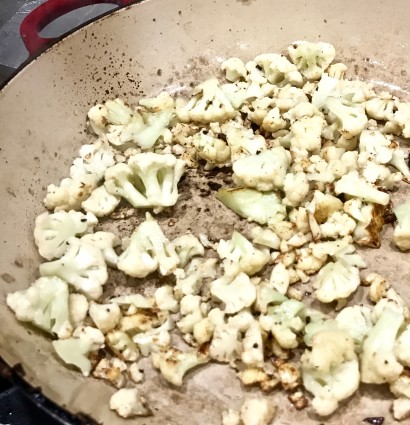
(0, 382), (65, 425)
(0, 364), (91, 425)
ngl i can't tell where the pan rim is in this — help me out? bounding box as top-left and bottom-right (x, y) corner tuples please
(0, 0), (147, 93)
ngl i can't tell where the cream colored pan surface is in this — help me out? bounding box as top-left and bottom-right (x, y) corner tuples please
(0, 0), (409, 423)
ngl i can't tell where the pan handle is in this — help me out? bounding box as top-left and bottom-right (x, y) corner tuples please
(20, 0), (136, 56)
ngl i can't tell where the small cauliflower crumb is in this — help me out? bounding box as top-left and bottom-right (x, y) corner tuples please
(240, 398), (276, 425)
(109, 387), (150, 418)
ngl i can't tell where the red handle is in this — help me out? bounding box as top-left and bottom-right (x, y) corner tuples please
(20, 0), (136, 56)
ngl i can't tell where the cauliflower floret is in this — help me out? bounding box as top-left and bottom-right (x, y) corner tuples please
(217, 187), (286, 227)
(364, 272), (391, 302)
(361, 160), (392, 185)
(269, 262), (290, 295)
(222, 409), (241, 425)
(359, 129), (393, 164)
(240, 397), (276, 425)
(335, 306), (372, 352)
(52, 326), (105, 376)
(44, 174), (98, 211)
(237, 367), (279, 390)
(177, 295), (204, 333)
(210, 324), (241, 363)
(89, 301), (122, 334)
(177, 78), (236, 123)
(245, 61), (268, 85)
(232, 147), (290, 191)
(395, 326), (410, 367)
(319, 211), (357, 239)
(311, 73), (338, 109)
(45, 140), (115, 211)
(259, 299), (305, 349)
(288, 231), (313, 251)
(68, 293), (89, 328)
(254, 54), (303, 87)
(172, 234), (204, 267)
(367, 278), (410, 323)
(154, 285), (179, 313)
(343, 198), (364, 221)
(315, 73), (371, 112)
(174, 258), (218, 298)
(389, 148), (410, 182)
(352, 203), (386, 248)
(34, 210), (97, 260)
(152, 346), (210, 386)
(294, 246), (327, 275)
(282, 172), (309, 207)
(81, 185), (121, 217)
(275, 85), (309, 111)
(70, 140), (116, 181)
(288, 41), (335, 80)
(106, 330), (140, 361)
(326, 97), (368, 139)
(392, 398), (410, 421)
(193, 131), (231, 169)
(193, 308), (225, 345)
(242, 97), (272, 125)
(365, 94), (395, 121)
(271, 221), (296, 241)
(92, 357), (127, 388)
(225, 125), (267, 161)
(209, 310), (253, 363)
(394, 101), (410, 138)
(217, 231), (270, 275)
(304, 155), (345, 184)
(7, 276), (72, 339)
(101, 94), (174, 149)
(241, 321), (264, 367)
(133, 317), (174, 356)
(274, 359), (302, 390)
(393, 200), (410, 251)
(117, 212), (179, 278)
(289, 207), (310, 234)
(283, 101), (322, 123)
(88, 98), (133, 135)
(211, 272), (257, 314)
(327, 63), (347, 80)
(221, 57), (247, 82)
(261, 107), (288, 133)
(254, 282), (287, 314)
(334, 171), (390, 205)
(301, 330), (360, 416)
(128, 362), (145, 383)
(314, 257), (361, 303)
(308, 191), (343, 224)
(303, 313), (338, 347)
(81, 231), (121, 268)
(39, 237), (108, 300)
(333, 77), (375, 104)
(119, 310), (162, 334)
(104, 153), (185, 210)
(290, 115), (326, 153)
(390, 374), (410, 400)
(361, 305), (404, 384)
(108, 293), (153, 309)
(251, 226), (280, 250)
(193, 317), (215, 345)
(109, 387), (150, 418)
